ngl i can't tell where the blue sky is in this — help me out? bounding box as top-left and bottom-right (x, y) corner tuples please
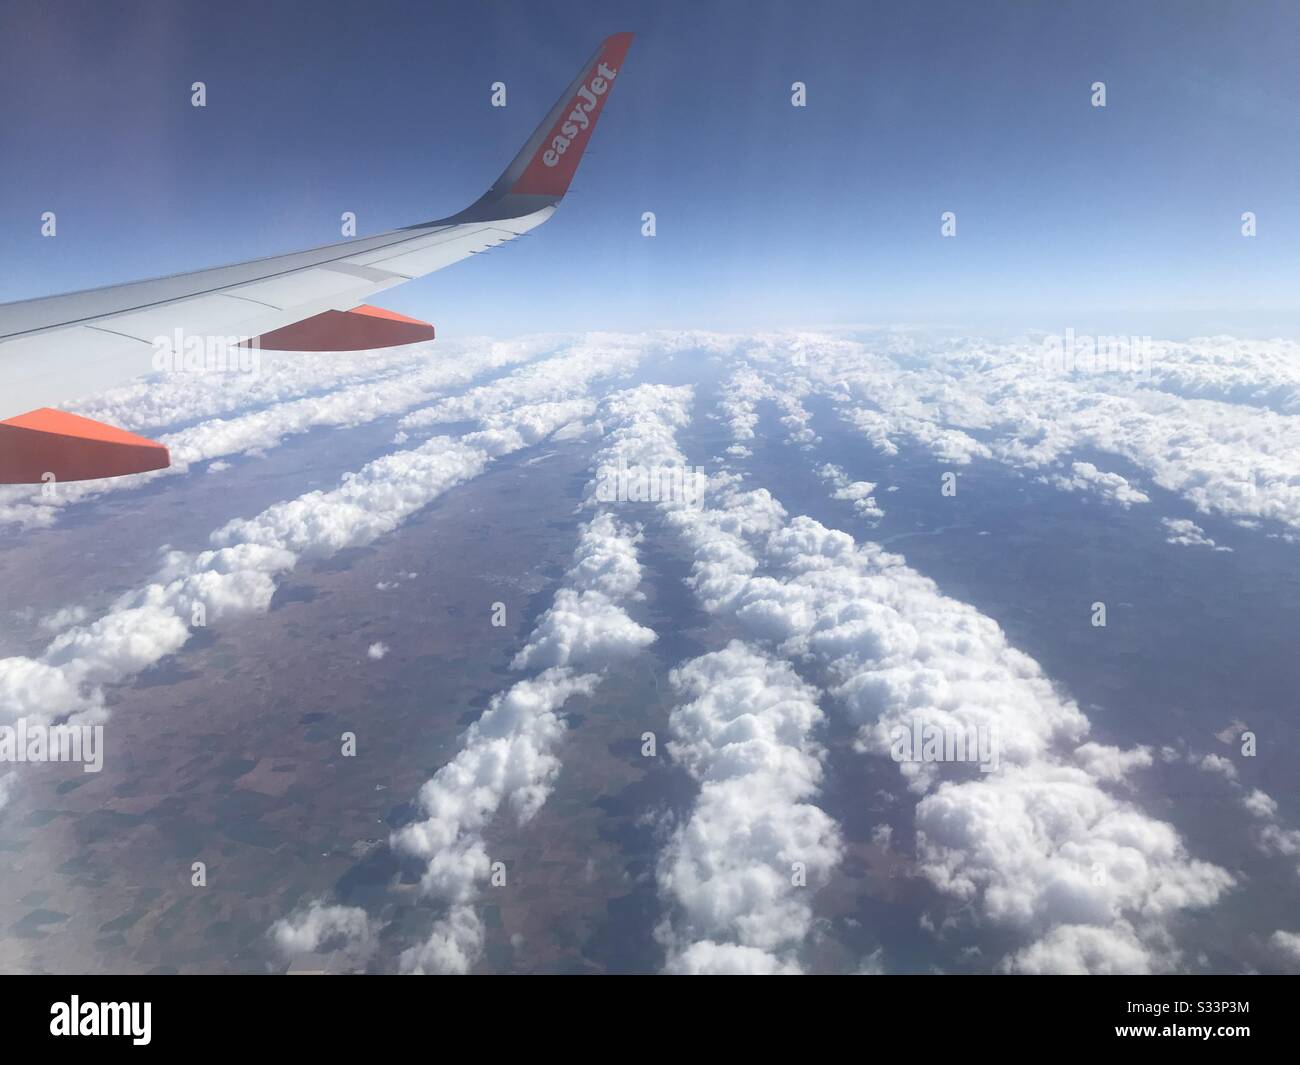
(2, 0), (1298, 338)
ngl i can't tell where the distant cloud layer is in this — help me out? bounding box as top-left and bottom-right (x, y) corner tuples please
(737, 332), (1300, 537)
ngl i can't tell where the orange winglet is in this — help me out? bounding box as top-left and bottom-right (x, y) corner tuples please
(248, 306), (436, 352)
(0, 408), (170, 484)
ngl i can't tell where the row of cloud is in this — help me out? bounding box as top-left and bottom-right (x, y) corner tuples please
(391, 512), (655, 973)
(585, 384), (845, 973)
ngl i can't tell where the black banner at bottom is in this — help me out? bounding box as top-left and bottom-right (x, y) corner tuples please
(0, 974), (1290, 1052)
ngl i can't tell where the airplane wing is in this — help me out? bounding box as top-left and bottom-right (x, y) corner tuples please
(0, 32), (634, 483)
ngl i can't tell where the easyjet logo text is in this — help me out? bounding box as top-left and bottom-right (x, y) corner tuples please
(543, 62), (619, 168)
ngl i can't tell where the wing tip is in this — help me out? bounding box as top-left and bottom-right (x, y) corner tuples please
(502, 33), (636, 202)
